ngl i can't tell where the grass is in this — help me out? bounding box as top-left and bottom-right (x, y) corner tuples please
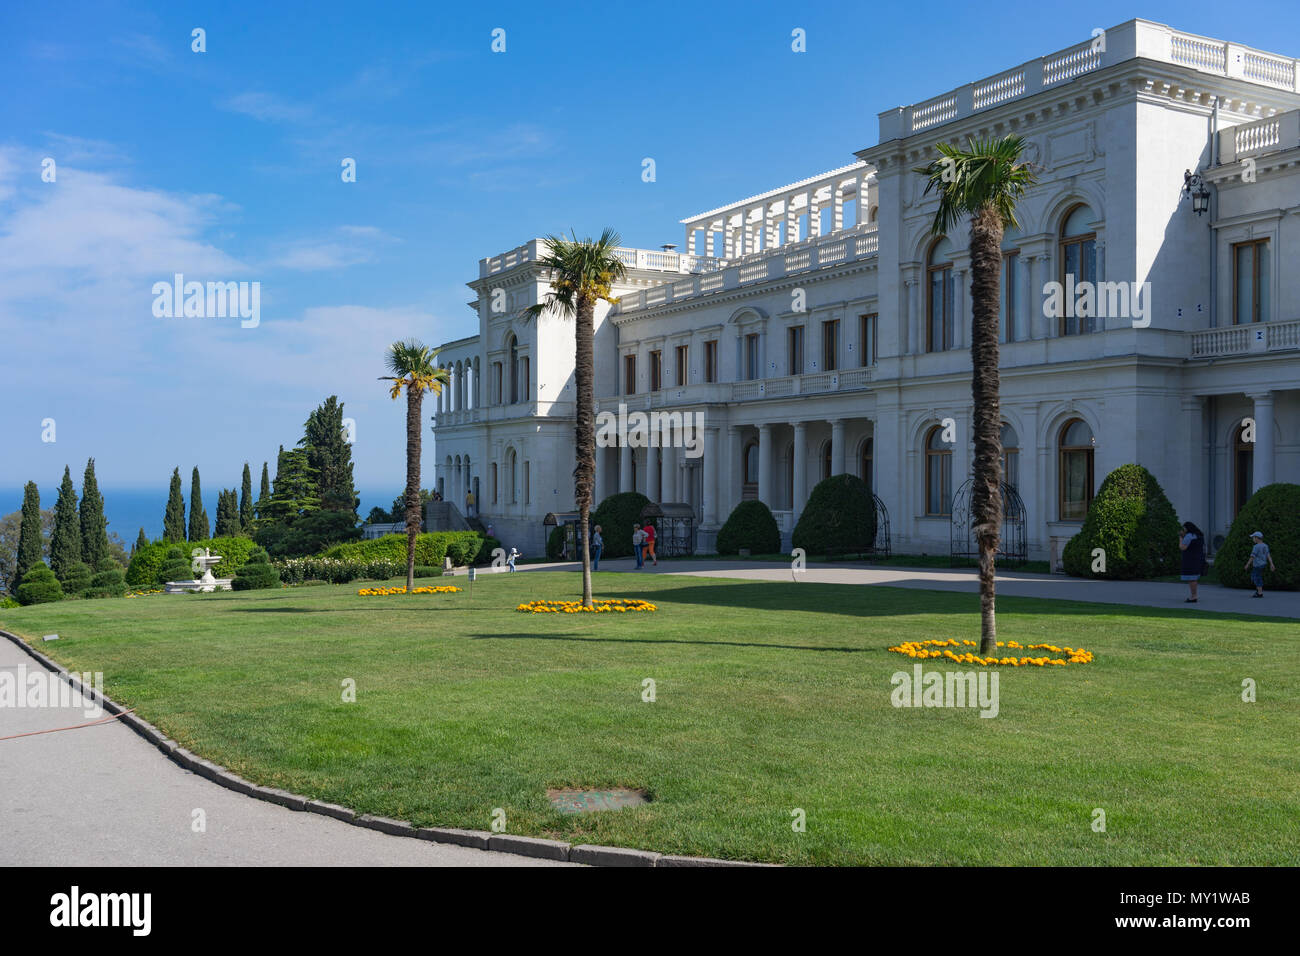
(2, 572), (1296, 865)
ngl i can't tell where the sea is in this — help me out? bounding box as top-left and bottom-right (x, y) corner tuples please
(0, 486), (399, 544)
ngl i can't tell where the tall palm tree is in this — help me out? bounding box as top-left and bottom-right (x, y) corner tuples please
(917, 136), (1036, 655)
(525, 230), (627, 608)
(380, 340), (449, 593)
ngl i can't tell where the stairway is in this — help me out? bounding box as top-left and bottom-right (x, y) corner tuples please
(424, 500), (472, 532)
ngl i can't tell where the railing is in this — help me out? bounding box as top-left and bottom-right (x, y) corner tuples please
(615, 225), (879, 315)
(879, 20), (1300, 142)
(1219, 111), (1300, 163)
(481, 239), (723, 277)
(1189, 319), (1300, 357)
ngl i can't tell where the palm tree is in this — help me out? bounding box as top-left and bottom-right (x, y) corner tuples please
(917, 136), (1036, 655)
(380, 340), (450, 593)
(525, 230), (627, 608)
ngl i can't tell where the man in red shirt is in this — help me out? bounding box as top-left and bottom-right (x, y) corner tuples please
(643, 522), (658, 566)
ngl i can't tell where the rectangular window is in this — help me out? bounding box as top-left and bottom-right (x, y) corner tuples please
(490, 463), (498, 505)
(649, 350), (662, 391)
(624, 354), (637, 395)
(520, 357), (529, 401)
(928, 266), (953, 351)
(859, 313), (877, 366)
(704, 340), (718, 383)
(822, 319), (839, 371)
(745, 333), (760, 380)
(788, 326), (804, 375)
(1000, 252), (1019, 343)
(675, 345), (689, 386)
(492, 362), (503, 404)
(524, 461), (530, 505)
(1233, 239), (1270, 325)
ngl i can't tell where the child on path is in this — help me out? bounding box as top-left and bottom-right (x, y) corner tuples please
(1244, 531), (1276, 598)
(507, 547), (520, 572)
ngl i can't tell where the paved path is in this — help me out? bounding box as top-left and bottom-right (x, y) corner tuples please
(0, 639), (572, 867)
(510, 558), (1300, 619)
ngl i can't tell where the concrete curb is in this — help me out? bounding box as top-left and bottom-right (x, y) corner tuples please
(1, 628), (775, 868)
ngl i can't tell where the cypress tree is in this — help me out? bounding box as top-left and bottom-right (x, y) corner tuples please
(49, 466), (82, 582)
(301, 396), (359, 518)
(239, 462), (254, 530)
(259, 450), (320, 523)
(79, 458), (111, 568)
(188, 467), (210, 541)
(134, 528), (149, 555)
(164, 468), (186, 542)
(256, 462), (271, 518)
(215, 489), (242, 537)
(16, 482), (42, 585)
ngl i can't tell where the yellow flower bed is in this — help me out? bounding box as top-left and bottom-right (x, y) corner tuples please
(357, 585), (463, 596)
(516, 598), (658, 614)
(888, 638), (1094, 667)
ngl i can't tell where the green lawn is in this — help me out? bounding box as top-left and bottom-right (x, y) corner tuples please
(2, 572), (1296, 865)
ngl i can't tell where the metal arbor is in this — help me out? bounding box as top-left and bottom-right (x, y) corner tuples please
(638, 502), (696, 557)
(949, 479), (1027, 567)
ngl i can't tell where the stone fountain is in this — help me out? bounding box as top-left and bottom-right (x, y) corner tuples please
(165, 548), (234, 593)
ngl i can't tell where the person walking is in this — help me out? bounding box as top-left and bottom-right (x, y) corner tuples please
(591, 525), (603, 572)
(1244, 531), (1276, 598)
(507, 547), (520, 572)
(1178, 521), (1206, 603)
(643, 521), (658, 566)
(465, 489), (475, 518)
(632, 524), (646, 569)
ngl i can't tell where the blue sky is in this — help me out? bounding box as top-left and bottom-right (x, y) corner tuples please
(1, 0), (1295, 497)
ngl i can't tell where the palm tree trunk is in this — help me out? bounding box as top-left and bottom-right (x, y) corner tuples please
(969, 203), (1004, 655)
(574, 294), (595, 607)
(405, 387), (423, 593)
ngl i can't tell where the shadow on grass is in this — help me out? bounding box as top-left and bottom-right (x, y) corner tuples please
(468, 631), (882, 654)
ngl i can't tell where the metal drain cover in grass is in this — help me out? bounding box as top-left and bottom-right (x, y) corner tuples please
(548, 788), (650, 814)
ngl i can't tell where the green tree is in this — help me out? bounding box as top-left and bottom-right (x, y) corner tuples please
(188, 467), (210, 541)
(164, 468), (186, 542)
(79, 458), (111, 568)
(525, 230), (627, 608)
(134, 527), (149, 555)
(380, 341), (450, 593)
(256, 462), (271, 519)
(215, 489), (242, 537)
(917, 136), (1036, 655)
(301, 396), (359, 517)
(49, 466), (82, 583)
(239, 462), (254, 530)
(16, 482), (43, 586)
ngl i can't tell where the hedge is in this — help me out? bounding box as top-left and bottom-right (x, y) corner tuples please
(17, 563), (64, 605)
(1062, 463), (1181, 579)
(717, 500), (782, 555)
(323, 532), (484, 568)
(61, 561), (95, 595)
(475, 537), (502, 566)
(591, 492), (651, 558)
(275, 557), (408, 585)
(128, 536), (259, 586)
(1215, 483), (1300, 590)
(792, 474), (878, 557)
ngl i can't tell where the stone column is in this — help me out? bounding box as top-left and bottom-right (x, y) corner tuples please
(1016, 253), (1033, 342)
(662, 443), (678, 502)
(727, 425), (743, 507)
(647, 428), (661, 503)
(792, 421), (808, 520)
(833, 182), (844, 232)
(808, 190), (821, 237)
(594, 445), (608, 505)
(1181, 396), (1205, 526)
(786, 195), (799, 244)
(703, 427), (720, 526)
(831, 419), (846, 476)
(1250, 391), (1275, 490)
(758, 423), (774, 506)
(620, 440), (633, 493)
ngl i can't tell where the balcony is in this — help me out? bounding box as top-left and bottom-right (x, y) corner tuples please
(480, 239), (721, 278)
(595, 367), (873, 412)
(1218, 110), (1300, 163)
(614, 225), (879, 316)
(1189, 318), (1300, 358)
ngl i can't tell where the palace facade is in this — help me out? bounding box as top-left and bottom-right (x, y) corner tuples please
(431, 18), (1300, 562)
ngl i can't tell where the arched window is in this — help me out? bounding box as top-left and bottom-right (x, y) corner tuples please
(1059, 204), (1098, 336)
(1058, 419), (1095, 519)
(1234, 420), (1254, 515)
(743, 441), (759, 486)
(508, 336), (519, 403)
(925, 425), (952, 516)
(860, 437), (874, 494)
(1000, 423), (1019, 490)
(869, 205), (879, 224)
(927, 237), (954, 352)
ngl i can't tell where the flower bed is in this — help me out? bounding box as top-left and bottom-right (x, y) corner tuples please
(357, 585), (462, 596)
(888, 638), (1094, 667)
(516, 598), (657, 614)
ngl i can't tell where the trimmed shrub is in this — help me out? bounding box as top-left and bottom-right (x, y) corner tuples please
(128, 536), (257, 586)
(323, 531), (483, 568)
(445, 535), (484, 567)
(61, 562), (95, 595)
(232, 549), (280, 590)
(474, 536), (502, 566)
(1, 596), (19, 609)
(88, 565), (127, 597)
(546, 526), (566, 560)
(274, 557), (405, 585)
(413, 565), (444, 579)
(717, 500), (782, 556)
(591, 492), (651, 558)
(17, 563), (64, 605)
(792, 473), (878, 558)
(1216, 483), (1300, 590)
(1062, 463), (1181, 580)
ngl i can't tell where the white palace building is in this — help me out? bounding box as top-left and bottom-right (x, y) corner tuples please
(431, 18), (1300, 563)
